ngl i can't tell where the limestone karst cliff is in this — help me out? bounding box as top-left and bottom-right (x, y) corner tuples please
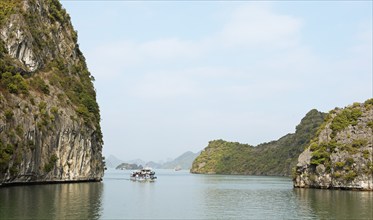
(294, 100), (373, 190)
(0, 0), (104, 184)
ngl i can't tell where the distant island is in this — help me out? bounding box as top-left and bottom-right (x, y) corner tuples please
(191, 99), (373, 191)
(191, 109), (326, 176)
(106, 151), (200, 170)
(116, 163), (143, 170)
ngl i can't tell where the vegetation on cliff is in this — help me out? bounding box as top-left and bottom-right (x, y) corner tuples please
(294, 99), (373, 190)
(0, 0), (104, 183)
(191, 109), (326, 176)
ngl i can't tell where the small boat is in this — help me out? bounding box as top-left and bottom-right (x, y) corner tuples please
(130, 167), (157, 182)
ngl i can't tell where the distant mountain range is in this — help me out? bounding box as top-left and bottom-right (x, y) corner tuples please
(105, 151), (200, 170)
(162, 151), (201, 170)
(105, 155), (124, 168)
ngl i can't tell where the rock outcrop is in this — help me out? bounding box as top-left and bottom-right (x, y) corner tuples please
(0, 0), (104, 185)
(294, 100), (373, 190)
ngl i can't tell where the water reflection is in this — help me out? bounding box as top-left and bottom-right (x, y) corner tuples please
(1, 171), (372, 219)
(0, 182), (103, 219)
(294, 188), (373, 219)
(199, 175), (303, 219)
(199, 175), (373, 219)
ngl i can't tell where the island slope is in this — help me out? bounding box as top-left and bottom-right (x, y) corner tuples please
(191, 109), (326, 176)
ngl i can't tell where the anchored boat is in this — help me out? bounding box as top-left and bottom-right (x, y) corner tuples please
(130, 168), (157, 182)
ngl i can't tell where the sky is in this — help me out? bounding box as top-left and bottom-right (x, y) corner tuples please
(60, 1), (372, 163)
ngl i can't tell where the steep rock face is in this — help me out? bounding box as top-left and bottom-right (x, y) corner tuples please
(294, 100), (373, 190)
(0, 0), (104, 184)
(1, 0), (78, 72)
(191, 109), (326, 176)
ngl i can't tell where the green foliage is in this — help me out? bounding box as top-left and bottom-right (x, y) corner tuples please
(291, 167), (297, 180)
(333, 171), (342, 178)
(46, 59), (101, 137)
(46, 0), (68, 24)
(44, 163), (53, 172)
(364, 98), (373, 107)
(329, 137), (366, 155)
(0, 72), (29, 94)
(335, 161), (345, 169)
(38, 101), (47, 111)
(369, 162), (373, 173)
(80, 92), (99, 115)
(309, 174), (317, 182)
(30, 76), (50, 94)
(50, 106), (58, 115)
(330, 108), (362, 137)
(192, 110), (326, 176)
(295, 109), (327, 145)
(0, 141), (14, 172)
(76, 104), (90, 122)
(309, 141), (338, 166)
(346, 157), (355, 166)
(30, 97), (35, 105)
(15, 125), (24, 137)
(191, 140), (254, 174)
(309, 142), (318, 151)
(4, 109), (14, 121)
(351, 139), (367, 148)
(27, 140), (35, 150)
(340, 144), (359, 154)
(9, 164), (19, 175)
(0, 0), (20, 26)
(0, 40), (7, 58)
(310, 149), (330, 166)
(36, 101), (53, 130)
(362, 150), (370, 159)
(367, 121), (373, 131)
(50, 154), (58, 163)
(44, 154), (58, 173)
(344, 171), (357, 181)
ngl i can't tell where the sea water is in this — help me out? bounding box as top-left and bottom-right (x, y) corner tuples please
(0, 169), (372, 219)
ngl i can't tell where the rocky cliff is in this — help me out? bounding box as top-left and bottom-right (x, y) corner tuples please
(0, 0), (104, 185)
(294, 100), (373, 190)
(191, 109), (326, 176)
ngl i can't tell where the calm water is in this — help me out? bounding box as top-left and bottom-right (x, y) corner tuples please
(0, 169), (372, 219)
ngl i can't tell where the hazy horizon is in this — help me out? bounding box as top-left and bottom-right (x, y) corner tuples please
(61, 1), (372, 162)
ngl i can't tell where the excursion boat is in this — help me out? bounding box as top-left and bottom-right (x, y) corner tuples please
(130, 168), (157, 181)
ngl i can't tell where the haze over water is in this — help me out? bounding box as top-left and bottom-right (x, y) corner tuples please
(1, 169), (372, 219)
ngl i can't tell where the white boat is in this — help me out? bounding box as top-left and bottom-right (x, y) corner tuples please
(130, 168), (157, 182)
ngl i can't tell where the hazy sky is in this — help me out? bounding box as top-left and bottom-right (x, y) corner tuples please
(61, 1), (372, 162)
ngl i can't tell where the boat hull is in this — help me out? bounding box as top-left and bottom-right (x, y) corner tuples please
(130, 177), (156, 182)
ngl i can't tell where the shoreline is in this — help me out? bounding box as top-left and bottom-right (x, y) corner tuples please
(0, 179), (102, 187)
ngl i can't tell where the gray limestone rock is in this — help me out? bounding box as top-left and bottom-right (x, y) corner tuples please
(294, 101), (373, 191)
